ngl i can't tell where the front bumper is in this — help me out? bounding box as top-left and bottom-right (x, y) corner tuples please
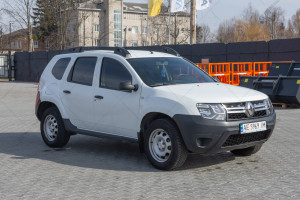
(173, 112), (276, 155)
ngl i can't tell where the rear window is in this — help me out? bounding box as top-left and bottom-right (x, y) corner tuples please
(69, 57), (97, 86)
(51, 58), (71, 80)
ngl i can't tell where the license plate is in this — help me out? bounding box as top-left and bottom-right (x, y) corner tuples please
(240, 121), (267, 134)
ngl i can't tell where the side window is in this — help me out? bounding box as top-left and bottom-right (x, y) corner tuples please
(51, 57), (71, 80)
(100, 58), (132, 90)
(70, 57), (97, 86)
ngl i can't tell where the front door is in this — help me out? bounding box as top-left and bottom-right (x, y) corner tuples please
(93, 57), (141, 139)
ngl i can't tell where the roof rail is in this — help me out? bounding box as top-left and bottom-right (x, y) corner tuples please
(63, 46), (132, 58)
(114, 47), (131, 58)
(164, 47), (180, 57)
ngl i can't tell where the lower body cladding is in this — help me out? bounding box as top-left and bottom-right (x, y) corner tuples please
(173, 112), (276, 155)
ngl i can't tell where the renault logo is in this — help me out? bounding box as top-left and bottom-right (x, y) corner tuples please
(245, 102), (255, 117)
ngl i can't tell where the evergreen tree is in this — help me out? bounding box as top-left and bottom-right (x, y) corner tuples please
(32, 0), (57, 40)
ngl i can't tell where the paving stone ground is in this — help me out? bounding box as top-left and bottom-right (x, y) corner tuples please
(0, 82), (299, 200)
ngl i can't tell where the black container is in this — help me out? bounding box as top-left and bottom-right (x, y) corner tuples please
(239, 76), (300, 104)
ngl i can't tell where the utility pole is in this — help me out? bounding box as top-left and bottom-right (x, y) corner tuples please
(146, 0), (149, 46)
(123, 27), (127, 47)
(190, 0), (196, 44)
(83, 15), (86, 46)
(8, 22), (13, 81)
(0, 26), (3, 53)
(168, 3), (171, 45)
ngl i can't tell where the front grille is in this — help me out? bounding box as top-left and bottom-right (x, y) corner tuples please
(228, 110), (267, 120)
(228, 113), (248, 120)
(222, 130), (271, 147)
(224, 100), (269, 121)
(253, 110), (267, 117)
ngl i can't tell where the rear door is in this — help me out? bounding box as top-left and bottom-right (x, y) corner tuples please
(60, 56), (98, 130)
(93, 57), (141, 139)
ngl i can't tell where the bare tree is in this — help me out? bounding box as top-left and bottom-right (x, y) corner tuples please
(216, 19), (236, 43)
(262, 6), (285, 39)
(196, 24), (212, 43)
(291, 8), (300, 37)
(0, 9), (4, 52)
(242, 3), (260, 22)
(3, 0), (35, 52)
(284, 20), (295, 38)
(149, 11), (190, 45)
(234, 19), (269, 42)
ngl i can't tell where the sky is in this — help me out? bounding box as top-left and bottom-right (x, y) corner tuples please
(126, 0), (300, 31)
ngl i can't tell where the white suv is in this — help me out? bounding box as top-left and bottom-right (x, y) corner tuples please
(35, 48), (276, 170)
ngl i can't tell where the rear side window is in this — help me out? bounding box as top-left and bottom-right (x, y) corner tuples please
(70, 57), (97, 86)
(100, 58), (132, 90)
(51, 58), (71, 80)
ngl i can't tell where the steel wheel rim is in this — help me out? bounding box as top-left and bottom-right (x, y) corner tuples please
(149, 129), (172, 163)
(43, 115), (58, 142)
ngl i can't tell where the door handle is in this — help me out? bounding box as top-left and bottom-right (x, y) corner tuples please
(94, 95), (104, 100)
(63, 90), (71, 94)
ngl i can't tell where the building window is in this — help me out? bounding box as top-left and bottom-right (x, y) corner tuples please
(114, 10), (122, 47)
(94, 25), (100, 32)
(142, 27), (147, 34)
(153, 28), (158, 35)
(34, 40), (38, 48)
(20, 40), (22, 49)
(45, 41), (50, 48)
(94, 39), (100, 46)
(132, 41), (138, 47)
(142, 41), (148, 46)
(132, 26), (138, 34)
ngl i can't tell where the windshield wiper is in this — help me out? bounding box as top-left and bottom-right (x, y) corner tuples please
(150, 83), (178, 87)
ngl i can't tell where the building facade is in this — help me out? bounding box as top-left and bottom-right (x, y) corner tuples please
(0, 28), (49, 53)
(67, 0), (191, 48)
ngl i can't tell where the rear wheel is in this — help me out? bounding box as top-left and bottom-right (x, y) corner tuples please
(231, 144), (263, 156)
(41, 107), (70, 148)
(144, 119), (187, 170)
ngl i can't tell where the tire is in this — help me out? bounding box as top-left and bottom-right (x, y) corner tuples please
(231, 144), (263, 156)
(144, 118), (187, 170)
(40, 107), (70, 148)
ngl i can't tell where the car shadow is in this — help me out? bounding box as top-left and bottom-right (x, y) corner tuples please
(0, 132), (236, 172)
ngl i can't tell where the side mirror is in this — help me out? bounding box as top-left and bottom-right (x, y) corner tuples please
(119, 81), (138, 92)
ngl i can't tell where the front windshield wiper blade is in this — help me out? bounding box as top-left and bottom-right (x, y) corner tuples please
(150, 83), (178, 87)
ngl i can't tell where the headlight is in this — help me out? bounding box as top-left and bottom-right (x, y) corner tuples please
(265, 98), (274, 115)
(196, 103), (226, 120)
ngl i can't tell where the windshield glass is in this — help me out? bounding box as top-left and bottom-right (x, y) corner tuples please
(127, 57), (215, 87)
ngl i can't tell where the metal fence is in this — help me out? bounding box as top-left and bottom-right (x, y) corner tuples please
(13, 38), (300, 82)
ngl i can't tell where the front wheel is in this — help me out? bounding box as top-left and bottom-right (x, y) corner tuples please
(144, 119), (187, 170)
(41, 107), (70, 148)
(231, 144), (263, 156)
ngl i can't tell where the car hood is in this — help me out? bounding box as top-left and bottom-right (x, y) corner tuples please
(154, 82), (268, 103)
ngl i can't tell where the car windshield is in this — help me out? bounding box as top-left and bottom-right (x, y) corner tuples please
(127, 57), (215, 87)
